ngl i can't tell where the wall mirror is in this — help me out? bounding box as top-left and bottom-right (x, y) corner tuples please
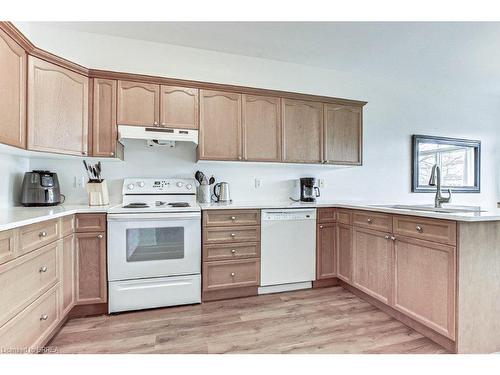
(412, 135), (481, 193)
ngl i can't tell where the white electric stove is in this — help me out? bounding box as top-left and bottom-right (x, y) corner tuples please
(107, 178), (201, 313)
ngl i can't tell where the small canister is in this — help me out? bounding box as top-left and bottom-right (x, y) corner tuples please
(197, 184), (211, 204)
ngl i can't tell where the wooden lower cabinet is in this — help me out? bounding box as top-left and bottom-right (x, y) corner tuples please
(316, 222), (336, 279)
(61, 234), (75, 316)
(393, 235), (456, 339)
(352, 227), (392, 304)
(336, 223), (352, 283)
(75, 232), (107, 305)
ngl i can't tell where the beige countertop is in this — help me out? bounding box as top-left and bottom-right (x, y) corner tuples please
(199, 200), (500, 222)
(0, 205), (114, 231)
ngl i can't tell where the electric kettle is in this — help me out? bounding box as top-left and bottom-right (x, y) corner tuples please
(212, 182), (231, 202)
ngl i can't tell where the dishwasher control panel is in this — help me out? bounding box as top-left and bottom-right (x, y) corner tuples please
(261, 209), (317, 221)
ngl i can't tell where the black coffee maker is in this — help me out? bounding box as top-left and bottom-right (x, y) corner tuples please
(300, 177), (320, 202)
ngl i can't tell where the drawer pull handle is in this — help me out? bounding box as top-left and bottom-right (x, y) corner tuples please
(39, 266), (48, 273)
(40, 314), (48, 321)
(390, 236), (396, 241)
(367, 218), (372, 224)
(230, 233), (236, 237)
(319, 225), (323, 229)
(39, 231), (47, 237)
(231, 216), (236, 220)
(384, 235), (390, 240)
(416, 225), (423, 232)
(230, 272), (236, 277)
(97, 234), (103, 239)
(231, 249), (236, 254)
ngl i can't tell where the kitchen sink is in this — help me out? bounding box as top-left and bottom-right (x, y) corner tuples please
(371, 204), (484, 214)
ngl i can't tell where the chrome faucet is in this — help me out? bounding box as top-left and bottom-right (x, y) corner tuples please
(428, 164), (451, 208)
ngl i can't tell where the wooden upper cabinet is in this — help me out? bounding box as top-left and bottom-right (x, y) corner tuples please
(352, 227), (392, 304)
(282, 99), (323, 163)
(92, 78), (117, 157)
(27, 57), (89, 156)
(242, 94), (281, 162)
(393, 236), (456, 339)
(324, 104), (362, 165)
(117, 80), (159, 126)
(160, 85), (199, 129)
(317, 222), (337, 280)
(199, 90), (242, 160)
(0, 28), (26, 149)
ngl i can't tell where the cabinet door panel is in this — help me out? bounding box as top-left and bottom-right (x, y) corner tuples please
(336, 223), (352, 283)
(242, 94), (281, 161)
(92, 78), (117, 157)
(282, 99), (322, 163)
(61, 234), (75, 316)
(393, 236), (456, 339)
(0, 28), (26, 148)
(160, 85), (199, 129)
(117, 80), (159, 126)
(317, 222), (336, 279)
(28, 56), (89, 156)
(324, 104), (362, 164)
(352, 227), (392, 304)
(76, 232), (107, 305)
(199, 90), (241, 160)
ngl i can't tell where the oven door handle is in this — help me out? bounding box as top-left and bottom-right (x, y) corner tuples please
(107, 212), (201, 221)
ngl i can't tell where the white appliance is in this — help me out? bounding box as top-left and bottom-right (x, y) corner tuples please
(107, 178), (201, 313)
(259, 208), (317, 294)
(118, 125), (198, 146)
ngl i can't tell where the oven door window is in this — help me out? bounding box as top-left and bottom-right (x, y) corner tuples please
(126, 227), (184, 262)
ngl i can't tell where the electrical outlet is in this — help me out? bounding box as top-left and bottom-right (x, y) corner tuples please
(319, 179), (326, 188)
(76, 176), (86, 188)
(255, 178), (261, 188)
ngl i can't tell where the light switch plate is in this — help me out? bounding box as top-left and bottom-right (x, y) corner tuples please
(319, 179), (326, 188)
(255, 178), (261, 188)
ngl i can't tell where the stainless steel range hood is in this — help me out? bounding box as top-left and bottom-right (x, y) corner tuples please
(118, 125), (198, 147)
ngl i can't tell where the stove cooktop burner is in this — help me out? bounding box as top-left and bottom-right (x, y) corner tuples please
(123, 203), (150, 209)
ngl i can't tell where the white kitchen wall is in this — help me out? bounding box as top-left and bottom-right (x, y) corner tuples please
(0, 151), (30, 208)
(4, 22), (500, 207)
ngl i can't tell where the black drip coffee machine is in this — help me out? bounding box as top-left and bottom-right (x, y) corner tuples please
(300, 177), (320, 202)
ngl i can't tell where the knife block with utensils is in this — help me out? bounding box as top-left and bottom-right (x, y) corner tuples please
(86, 179), (109, 206)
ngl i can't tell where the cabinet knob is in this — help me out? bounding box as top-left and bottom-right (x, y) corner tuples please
(97, 234), (103, 239)
(231, 216), (236, 220)
(238, 156), (242, 160)
(230, 272), (236, 277)
(162, 122), (166, 126)
(39, 231), (47, 237)
(110, 152), (114, 156)
(319, 225), (324, 229)
(154, 121), (158, 125)
(390, 236), (396, 241)
(40, 314), (48, 321)
(39, 266), (48, 273)
(367, 218), (372, 224)
(231, 249), (236, 254)
(230, 233), (236, 237)
(384, 235), (390, 240)
(416, 225), (423, 232)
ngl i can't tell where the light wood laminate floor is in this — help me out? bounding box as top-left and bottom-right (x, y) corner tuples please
(48, 286), (449, 354)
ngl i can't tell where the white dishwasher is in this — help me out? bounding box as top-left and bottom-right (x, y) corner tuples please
(259, 208), (317, 294)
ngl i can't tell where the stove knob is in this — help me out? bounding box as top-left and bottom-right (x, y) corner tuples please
(176, 182), (184, 188)
(127, 183), (135, 190)
(186, 184), (192, 190)
(138, 181), (145, 188)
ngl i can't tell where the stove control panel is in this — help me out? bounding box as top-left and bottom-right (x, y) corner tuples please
(123, 178), (197, 194)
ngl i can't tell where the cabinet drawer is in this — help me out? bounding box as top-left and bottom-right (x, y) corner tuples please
(317, 208), (336, 223)
(337, 209), (352, 225)
(0, 241), (60, 327)
(204, 242), (260, 261)
(0, 285), (60, 352)
(203, 210), (261, 227)
(393, 216), (456, 245)
(0, 229), (19, 265)
(75, 214), (106, 232)
(203, 259), (260, 291)
(203, 226), (260, 244)
(352, 210), (392, 232)
(60, 215), (75, 238)
(19, 219), (59, 254)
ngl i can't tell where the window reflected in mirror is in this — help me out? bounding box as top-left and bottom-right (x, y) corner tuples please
(412, 135), (480, 193)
